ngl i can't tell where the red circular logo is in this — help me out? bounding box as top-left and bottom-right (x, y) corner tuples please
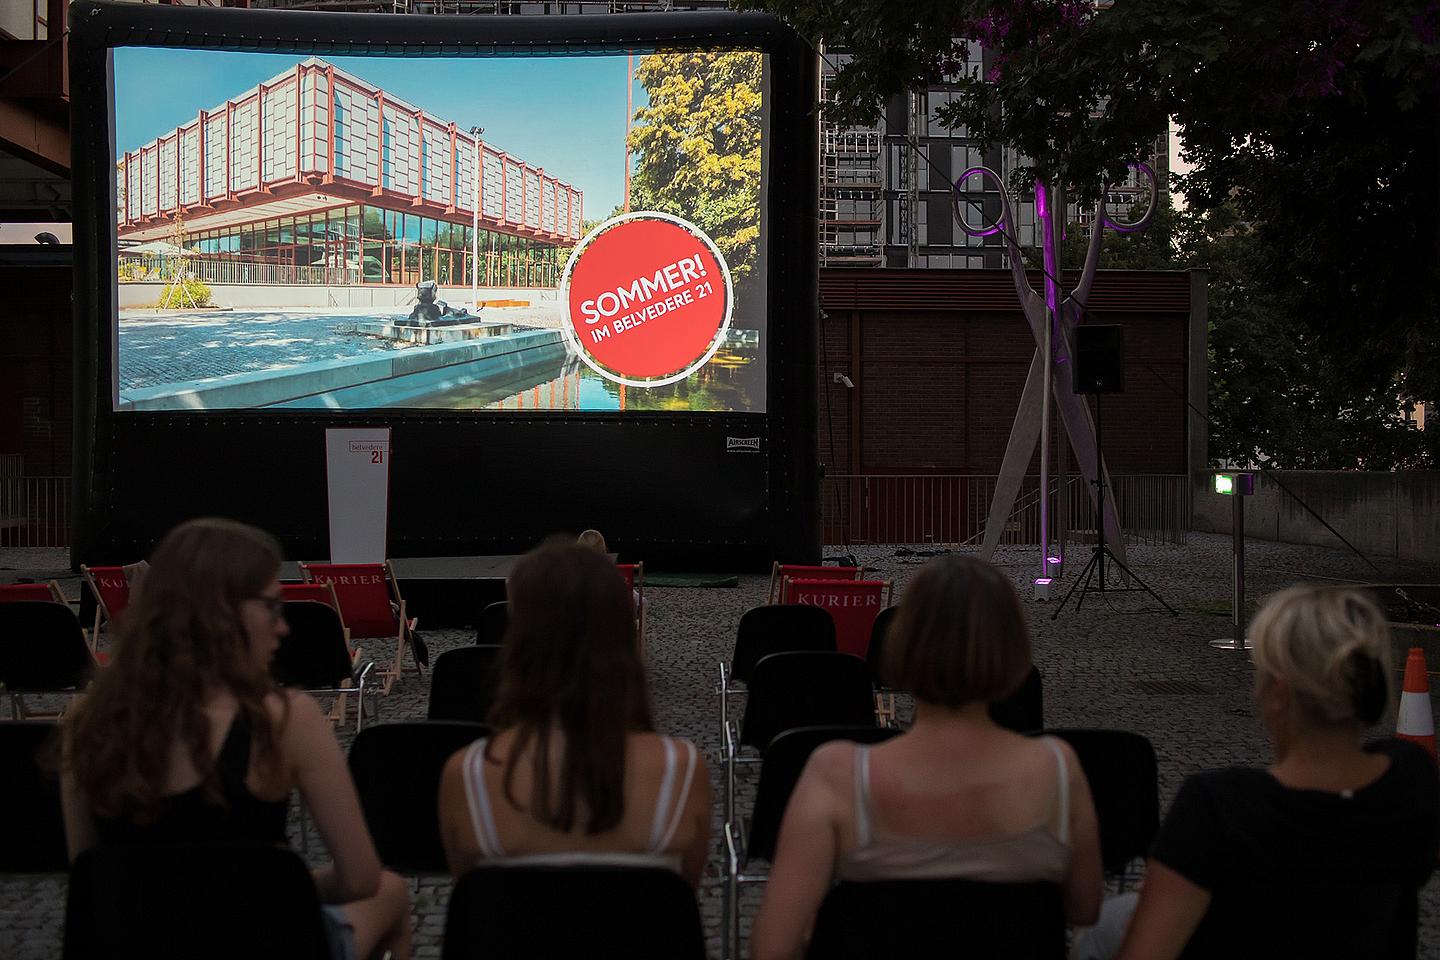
(560, 212), (732, 386)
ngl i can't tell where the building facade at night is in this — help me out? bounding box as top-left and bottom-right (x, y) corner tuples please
(116, 58), (584, 288)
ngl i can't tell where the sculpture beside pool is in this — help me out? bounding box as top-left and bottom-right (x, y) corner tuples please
(401, 280), (475, 327)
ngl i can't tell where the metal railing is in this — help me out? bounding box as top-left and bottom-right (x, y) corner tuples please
(823, 130), (882, 155)
(118, 253), (560, 289)
(119, 255), (361, 287)
(821, 474), (1188, 548)
(0, 477), (70, 548)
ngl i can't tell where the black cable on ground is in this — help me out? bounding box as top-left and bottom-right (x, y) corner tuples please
(1139, 360), (1381, 574)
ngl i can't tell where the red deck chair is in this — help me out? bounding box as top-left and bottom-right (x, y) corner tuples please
(281, 582), (340, 609)
(80, 565), (135, 653)
(782, 578), (893, 660)
(767, 563), (862, 604)
(0, 582), (66, 604)
(281, 582), (348, 636)
(616, 562), (645, 655)
(298, 562), (416, 695)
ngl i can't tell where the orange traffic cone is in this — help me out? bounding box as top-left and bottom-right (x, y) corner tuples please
(1397, 648), (1437, 761)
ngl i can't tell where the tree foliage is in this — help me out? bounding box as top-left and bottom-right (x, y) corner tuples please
(1056, 201), (1435, 468)
(628, 51), (764, 292)
(742, 0), (1440, 468)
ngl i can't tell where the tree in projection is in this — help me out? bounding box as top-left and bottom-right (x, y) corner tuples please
(627, 51), (764, 300)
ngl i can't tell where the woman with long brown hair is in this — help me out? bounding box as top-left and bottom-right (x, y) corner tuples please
(438, 540), (710, 884)
(60, 518), (411, 960)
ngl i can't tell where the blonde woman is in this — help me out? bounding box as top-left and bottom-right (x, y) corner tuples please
(1105, 586), (1438, 960)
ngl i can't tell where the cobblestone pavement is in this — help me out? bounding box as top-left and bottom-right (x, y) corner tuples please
(3, 534), (1440, 959)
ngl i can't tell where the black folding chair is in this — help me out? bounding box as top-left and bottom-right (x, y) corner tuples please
(474, 600), (508, 647)
(428, 646), (503, 725)
(726, 651), (876, 831)
(272, 600), (376, 733)
(443, 864), (705, 959)
(727, 604), (837, 687)
(0, 600), (96, 720)
(0, 721), (68, 873)
(990, 665), (1045, 733)
(1042, 728), (1158, 886)
(805, 878), (1066, 959)
(864, 606), (899, 685)
(736, 652), (876, 755)
(865, 605), (900, 724)
(722, 725), (899, 960)
(349, 721), (489, 874)
(63, 843), (330, 960)
(718, 604), (837, 757)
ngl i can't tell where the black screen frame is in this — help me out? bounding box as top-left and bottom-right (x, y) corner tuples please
(70, 1), (819, 570)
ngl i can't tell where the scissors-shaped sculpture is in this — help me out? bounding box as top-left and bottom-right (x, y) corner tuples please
(954, 164), (1157, 585)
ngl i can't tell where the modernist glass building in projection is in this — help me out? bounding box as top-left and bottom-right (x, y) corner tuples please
(116, 58), (584, 288)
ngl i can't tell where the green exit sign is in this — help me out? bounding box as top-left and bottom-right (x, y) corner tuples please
(1214, 472), (1255, 496)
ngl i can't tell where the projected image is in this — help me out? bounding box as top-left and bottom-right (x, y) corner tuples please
(112, 48), (767, 412)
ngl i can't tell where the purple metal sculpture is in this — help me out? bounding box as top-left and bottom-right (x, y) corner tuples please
(953, 163), (1157, 592)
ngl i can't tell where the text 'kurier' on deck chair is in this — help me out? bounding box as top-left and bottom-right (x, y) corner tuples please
(298, 561), (418, 696)
(79, 564), (144, 656)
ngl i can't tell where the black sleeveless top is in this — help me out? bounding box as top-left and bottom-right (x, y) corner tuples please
(94, 712), (289, 846)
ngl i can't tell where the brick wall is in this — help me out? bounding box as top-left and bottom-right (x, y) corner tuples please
(818, 270), (1195, 478)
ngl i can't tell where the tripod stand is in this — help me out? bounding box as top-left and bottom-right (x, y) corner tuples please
(1052, 392), (1177, 619)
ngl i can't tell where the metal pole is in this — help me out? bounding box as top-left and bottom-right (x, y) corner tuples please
(1036, 179), (1060, 583)
(1233, 490), (1245, 648)
(470, 126), (481, 308)
(1210, 482), (1250, 649)
(1056, 393), (1068, 575)
(624, 53), (634, 213)
(1095, 392), (1105, 591)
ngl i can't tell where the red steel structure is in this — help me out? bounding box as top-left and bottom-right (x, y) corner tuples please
(116, 57), (583, 248)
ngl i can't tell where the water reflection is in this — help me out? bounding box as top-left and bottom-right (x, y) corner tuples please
(417, 345), (763, 412)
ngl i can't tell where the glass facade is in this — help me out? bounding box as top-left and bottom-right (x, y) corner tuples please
(186, 203), (569, 287)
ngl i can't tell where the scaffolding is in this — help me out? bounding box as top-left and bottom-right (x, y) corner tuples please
(817, 52), (884, 267)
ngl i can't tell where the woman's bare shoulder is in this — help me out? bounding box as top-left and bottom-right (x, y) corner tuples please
(263, 689), (326, 739)
(804, 739), (862, 789)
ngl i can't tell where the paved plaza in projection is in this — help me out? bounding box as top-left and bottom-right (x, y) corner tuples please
(3, 533), (1439, 959)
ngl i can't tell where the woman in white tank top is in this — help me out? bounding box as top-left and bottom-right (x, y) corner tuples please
(438, 541), (710, 886)
(752, 556), (1103, 960)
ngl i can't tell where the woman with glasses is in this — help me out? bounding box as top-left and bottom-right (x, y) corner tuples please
(60, 518), (412, 960)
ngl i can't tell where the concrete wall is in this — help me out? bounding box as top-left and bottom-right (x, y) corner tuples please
(1193, 470), (1440, 564)
(117, 283), (555, 310)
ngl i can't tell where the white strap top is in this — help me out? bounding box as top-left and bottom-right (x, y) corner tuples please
(841, 737), (1073, 883)
(462, 735), (697, 871)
